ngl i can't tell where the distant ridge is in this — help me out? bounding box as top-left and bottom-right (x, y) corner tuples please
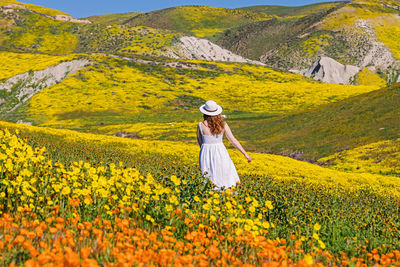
(0, 0), (69, 16)
(125, 6), (270, 38)
(0, 1), (90, 23)
(239, 1), (348, 17)
(83, 12), (141, 25)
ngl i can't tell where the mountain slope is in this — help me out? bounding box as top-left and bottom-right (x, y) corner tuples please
(0, 54), (378, 129)
(0, 51), (75, 80)
(217, 0), (400, 85)
(231, 82), (400, 161)
(240, 1), (345, 17)
(83, 12), (141, 25)
(216, 1), (346, 61)
(0, 0), (69, 16)
(0, 3), (180, 56)
(215, 8), (340, 63)
(125, 6), (271, 38)
(0, 3), (263, 64)
(318, 137), (400, 177)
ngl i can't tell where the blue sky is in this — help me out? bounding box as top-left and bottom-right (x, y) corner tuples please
(21, 0), (343, 18)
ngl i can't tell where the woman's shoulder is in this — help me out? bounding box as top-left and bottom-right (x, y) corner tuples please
(198, 121), (206, 130)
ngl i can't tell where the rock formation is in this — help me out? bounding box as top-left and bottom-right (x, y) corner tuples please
(302, 56), (360, 84)
(174, 36), (263, 65)
(355, 19), (396, 70)
(54, 15), (91, 24)
(0, 60), (89, 112)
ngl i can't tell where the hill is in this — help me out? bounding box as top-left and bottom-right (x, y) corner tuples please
(0, 0), (69, 16)
(318, 137), (400, 177)
(125, 6), (271, 38)
(240, 1), (345, 17)
(0, 2), (265, 64)
(83, 12), (141, 25)
(0, 53), (379, 130)
(217, 0), (400, 85)
(215, 8), (340, 65)
(0, 2), (181, 56)
(231, 82), (400, 161)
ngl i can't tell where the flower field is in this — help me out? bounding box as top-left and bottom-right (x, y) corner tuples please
(0, 52), (76, 80)
(1, 0), (400, 265)
(1, 120), (400, 266)
(319, 137), (400, 177)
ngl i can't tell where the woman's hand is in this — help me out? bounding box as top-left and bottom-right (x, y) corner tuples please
(245, 153), (252, 163)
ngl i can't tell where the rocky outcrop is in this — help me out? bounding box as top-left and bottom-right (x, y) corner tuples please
(301, 56), (360, 84)
(355, 19), (396, 70)
(54, 15), (91, 24)
(173, 36), (263, 65)
(0, 59), (89, 112)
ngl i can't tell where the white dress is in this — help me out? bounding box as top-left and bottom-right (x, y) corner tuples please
(198, 122), (240, 189)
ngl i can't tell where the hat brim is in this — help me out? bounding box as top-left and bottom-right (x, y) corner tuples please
(199, 105), (223, 116)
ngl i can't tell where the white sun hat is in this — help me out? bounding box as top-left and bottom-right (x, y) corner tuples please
(199, 100), (223, 116)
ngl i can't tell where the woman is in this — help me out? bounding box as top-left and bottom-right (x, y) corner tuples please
(197, 100), (252, 189)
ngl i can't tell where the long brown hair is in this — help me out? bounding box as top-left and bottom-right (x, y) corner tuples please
(203, 114), (225, 135)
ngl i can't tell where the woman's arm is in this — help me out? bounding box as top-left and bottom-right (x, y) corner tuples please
(197, 124), (203, 147)
(224, 123), (252, 163)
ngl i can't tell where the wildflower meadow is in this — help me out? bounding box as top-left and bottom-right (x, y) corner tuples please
(0, 121), (399, 266)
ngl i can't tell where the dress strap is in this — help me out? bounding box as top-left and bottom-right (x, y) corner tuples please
(198, 122), (204, 135)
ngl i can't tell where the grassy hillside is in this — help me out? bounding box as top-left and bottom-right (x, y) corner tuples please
(0, 51), (75, 80)
(2, 54), (379, 129)
(231, 82), (400, 161)
(320, 0), (400, 60)
(216, 1), (350, 63)
(0, 0), (69, 16)
(125, 6), (270, 38)
(217, 0), (400, 85)
(83, 12), (142, 25)
(265, 0), (400, 78)
(240, 1), (345, 17)
(1, 11), (79, 54)
(319, 137), (400, 177)
(0, 4), (181, 57)
(215, 10), (336, 62)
